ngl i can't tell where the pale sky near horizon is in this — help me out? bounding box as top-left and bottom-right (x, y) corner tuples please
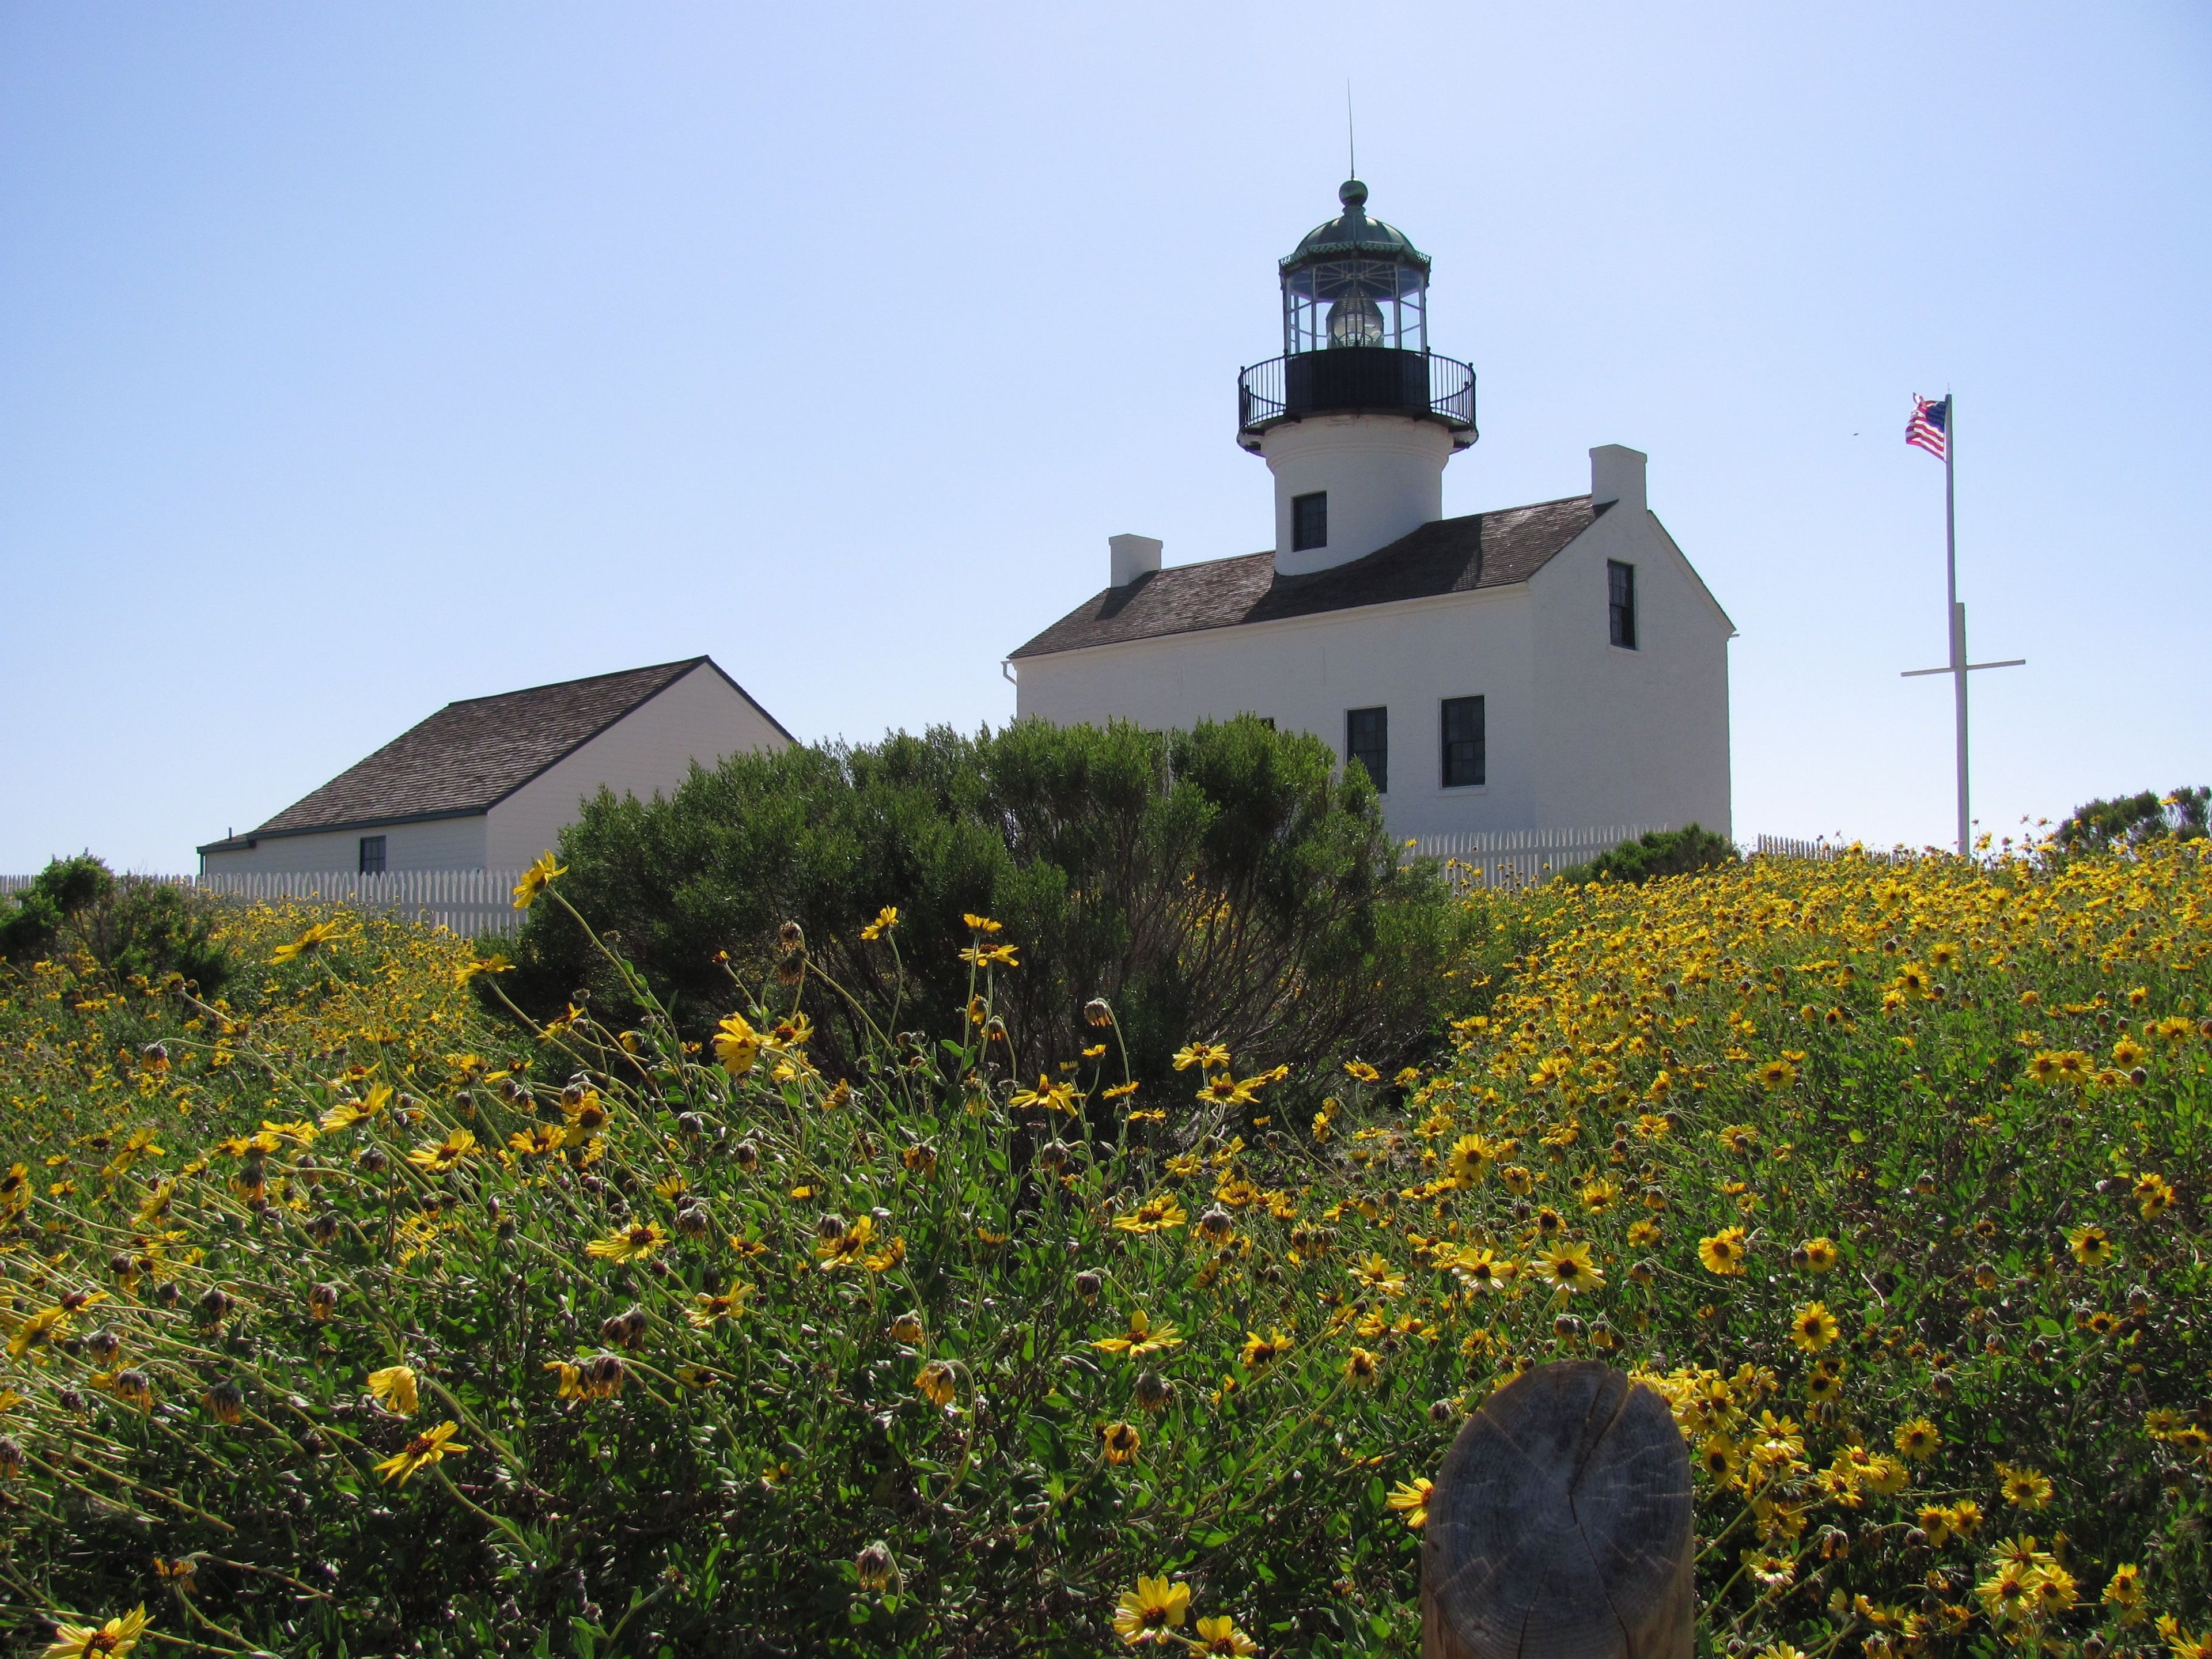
(3, 3), (2208, 873)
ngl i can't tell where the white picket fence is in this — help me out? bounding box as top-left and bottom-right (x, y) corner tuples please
(1, 869), (527, 937)
(1404, 825), (1666, 890)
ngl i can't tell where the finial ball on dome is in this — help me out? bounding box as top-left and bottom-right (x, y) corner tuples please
(1339, 177), (1368, 211)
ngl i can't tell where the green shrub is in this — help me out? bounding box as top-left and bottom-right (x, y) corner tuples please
(504, 718), (1465, 1110)
(0, 856), (229, 993)
(1560, 823), (1736, 886)
(2055, 785), (2209, 854)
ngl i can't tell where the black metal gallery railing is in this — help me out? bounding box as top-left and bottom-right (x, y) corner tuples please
(1237, 348), (1477, 440)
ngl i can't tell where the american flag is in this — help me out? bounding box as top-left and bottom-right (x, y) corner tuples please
(1906, 395), (1948, 460)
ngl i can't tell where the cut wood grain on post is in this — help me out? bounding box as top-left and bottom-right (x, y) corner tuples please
(1422, 1361), (1694, 1659)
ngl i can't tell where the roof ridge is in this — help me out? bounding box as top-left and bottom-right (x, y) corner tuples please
(440, 656), (708, 710)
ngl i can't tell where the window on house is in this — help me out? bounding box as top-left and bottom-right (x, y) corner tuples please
(1292, 491), (1328, 552)
(1346, 706), (1388, 793)
(1440, 695), (1486, 787)
(1608, 560), (1638, 649)
(358, 835), (387, 874)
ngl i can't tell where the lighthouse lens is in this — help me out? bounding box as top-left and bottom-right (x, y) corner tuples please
(1325, 293), (1387, 347)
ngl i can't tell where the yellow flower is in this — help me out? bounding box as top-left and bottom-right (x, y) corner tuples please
(1386, 1476), (1434, 1528)
(1092, 1309), (1183, 1358)
(1349, 1255), (1407, 1297)
(1197, 1071), (1260, 1107)
(859, 906), (900, 940)
(961, 912), (1003, 934)
(959, 942), (1020, 968)
(1343, 1059), (1381, 1084)
(1010, 1075), (1080, 1115)
(915, 1361), (957, 1407)
(1238, 1328), (1293, 1368)
(271, 920), (341, 963)
(1112, 1576), (1190, 1645)
(2134, 1171), (2175, 1218)
(366, 1365), (419, 1416)
(2068, 1224), (2113, 1267)
(1893, 1418), (1940, 1461)
(1699, 1228), (1749, 1276)
(38, 1605), (151, 1659)
(586, 1222), (668, 1263)
(1113, 1194), (1188, 1234)
(2101, 1561), (2144, 1610)
(815, 1214), (877, 1270)
(406, 1127), (475, 1174)
(510, 851), (566, 909)
(1996, 1462), (2053, 1509)
(1445, 1134), (1497, 1181)
(1173, 1043), (1231, 1071)
(374, 1420), (468, 1486)
(1100, 1421), (1141, 1464)
(1344, 1347), (1382, 1386)
(1192, 1615), (1260, 1656)
(1797, 1236), (1840, 1272)
(713, 1013), (762, 1075)
(688, 1288), (750, 1327)
(1536, 1241), (1604, 1294)
(1756, 1058), (1797, 1090)
(1789, 1301), (1839, 1352)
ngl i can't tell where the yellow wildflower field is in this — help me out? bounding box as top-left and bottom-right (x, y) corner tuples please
(0, 847), (2206, 1656)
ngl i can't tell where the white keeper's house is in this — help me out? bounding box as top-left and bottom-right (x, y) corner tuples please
(198, 657), (788, 875)
(1007, 178), (1734, 844)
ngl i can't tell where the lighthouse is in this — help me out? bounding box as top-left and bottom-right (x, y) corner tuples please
(1237, 179), (1478, 575)
(1007, 175), (1734, 850)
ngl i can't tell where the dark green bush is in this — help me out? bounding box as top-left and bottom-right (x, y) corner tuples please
(505, 718), (1465, 1104)
(0, 856), (229, 993)
(1560, 823), (1737, 886)
(2055, 785), (2209, 854)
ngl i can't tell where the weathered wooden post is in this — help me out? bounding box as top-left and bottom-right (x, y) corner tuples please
(1422, 1361), (1694, 1659)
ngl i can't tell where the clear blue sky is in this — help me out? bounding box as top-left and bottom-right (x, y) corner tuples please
(3, 3), (2207, 872)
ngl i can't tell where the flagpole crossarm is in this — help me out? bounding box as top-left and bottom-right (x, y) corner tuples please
(1900, 659), (2026, 679)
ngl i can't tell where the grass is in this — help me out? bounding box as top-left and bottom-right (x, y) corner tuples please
(0, 843), (2206, 1658)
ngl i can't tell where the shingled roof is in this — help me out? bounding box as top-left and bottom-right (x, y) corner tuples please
(204, 658), (779, 849)
(1009, 494), (1600, 660)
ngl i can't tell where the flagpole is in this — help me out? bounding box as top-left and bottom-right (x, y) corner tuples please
(1945, 394), (1968, 858)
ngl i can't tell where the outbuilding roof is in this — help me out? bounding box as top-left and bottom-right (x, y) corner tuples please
(1009, 494), (1599, 661)
(199, 657), (787, 851)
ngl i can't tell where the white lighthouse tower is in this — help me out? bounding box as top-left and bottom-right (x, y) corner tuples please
(1236, 178), (1478, 574)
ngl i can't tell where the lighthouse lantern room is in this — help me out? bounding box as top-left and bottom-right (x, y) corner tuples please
(1238, 179), (1478, 575)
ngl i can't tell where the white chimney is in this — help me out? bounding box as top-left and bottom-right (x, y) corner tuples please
(1590, 445), (1647, 513)
(1108, 533), (1162, 588)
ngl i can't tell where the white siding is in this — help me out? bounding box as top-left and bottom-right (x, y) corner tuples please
(1014, 584), (1544, 842)
(1527, 506), (1733, 836)
(200, 813), (488, 875)
(485, 664), (786, 868)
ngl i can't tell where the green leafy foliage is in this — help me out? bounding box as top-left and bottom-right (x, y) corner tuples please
(2055, 786), (2209, 854)
(1560, 824), (1737, 887)
(503, 718), (1467, 1099)
(0, 857), (228, 994)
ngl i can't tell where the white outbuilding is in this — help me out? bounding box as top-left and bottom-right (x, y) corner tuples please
(1008, 180), (1734, 845)
(198, 657), (788, 874)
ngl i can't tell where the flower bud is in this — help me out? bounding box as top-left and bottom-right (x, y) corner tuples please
(855, 1541), (896, 1592)
(197, 1286), (233, 1324)
(1073, 1271), (1102, 1302)
(1084, 999), (1113, 1028)
(1429, 1397), (1459, 1424)
(887, 1311), (925, 1345)
(675, 1203), (712, 1238)
(1196, 1207), (1233, 1244)
(153, 1281), (180, 1309)
(731, 1139), (760, 1171)
(778, 921), (805, 953)
(0, 1435), (21, 1478)
(85, 1328), (121, 1367)
(1133, 1372), (1171, 1415)
(206, 1380), (246, 1425)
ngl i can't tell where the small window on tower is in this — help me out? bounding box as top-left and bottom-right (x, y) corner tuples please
(1345, 706), (1388, 794)
(1292, 491), (1328, 553)
(1608, 560), (1638, 650)
(1440, 696), (1486, 788)
(358, 835), (387, 874)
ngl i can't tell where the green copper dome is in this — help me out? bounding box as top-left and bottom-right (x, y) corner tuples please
(1281, 179), (1430, 274)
